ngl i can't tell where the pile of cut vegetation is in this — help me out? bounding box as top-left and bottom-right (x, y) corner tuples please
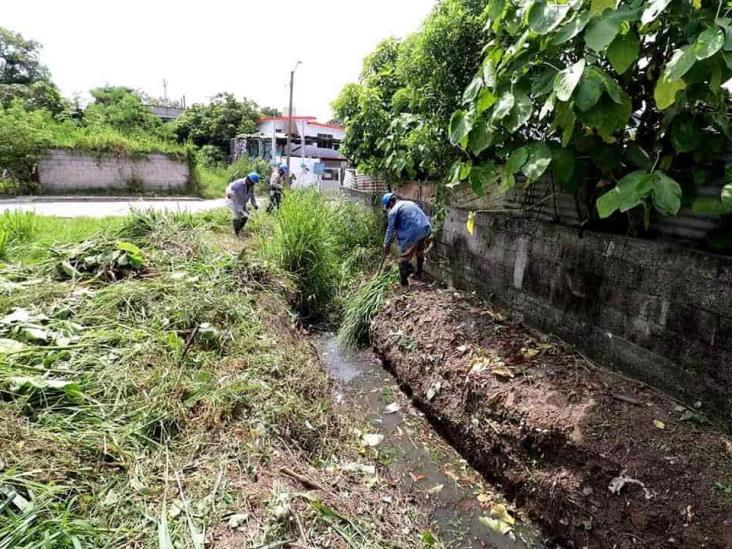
(0, 204), (427, 548)
(372, 286), (732, 548)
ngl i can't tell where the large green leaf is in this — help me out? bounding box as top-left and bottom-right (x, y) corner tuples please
(614, 170), (653, 212)
(449, 110), (473, 146)
(554, 59), (586, 101)
(476, 89), (498, 114)
(575, 69), (604, 111)
(585, 12), (621, 51)
(590, 0), (616, 16)
(716, 17), (732, 51)
(469, 162), (496, 195)
(469, 118), (494, 155)
(607, 31), (639, 74)
(487, 0), (506, 23)
(641, 0), (671, 25)
(665, 47), (697, 80)
(482, 58), (497, 89)
(492, 92), (515, 120)
(553, 10), (592, 45)
(654, 75), (686, 110)
(524, 143), (553, 180)
(555, 103), (577, 146)
(506, 147), (529, 173)
(596, 188), (620, 218)
(651, 171), (682, 215)
(722, 183), (732, 207)
(531, 69), (557, 97)
(528, 1), (570, 35)
(669, 114), (701, 153)
(552, 148), (575, 182)
(694, 27), (724, 60)
(579, 94), (631, 139)
(504, 91), (533, 132)
(599, 70), (625, 104)
(463, 77), (483, 104)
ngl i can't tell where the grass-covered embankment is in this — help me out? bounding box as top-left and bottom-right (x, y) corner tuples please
(0, 195), (433, 548)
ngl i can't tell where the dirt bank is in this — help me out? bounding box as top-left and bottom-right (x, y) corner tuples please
(372, 285), (732, 548)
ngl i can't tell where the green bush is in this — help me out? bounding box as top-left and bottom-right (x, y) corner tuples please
(257, 191), (385, 320)
(266, 189), (338, 319)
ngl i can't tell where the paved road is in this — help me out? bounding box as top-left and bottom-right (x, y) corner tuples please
(0, 198), (226, 218)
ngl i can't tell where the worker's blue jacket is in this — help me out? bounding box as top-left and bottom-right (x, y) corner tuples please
(384, 200), (432, 252)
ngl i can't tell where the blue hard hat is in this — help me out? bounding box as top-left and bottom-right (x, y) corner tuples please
(248, 172), (260, 183)
(382, 192), (396, 209)
(279, 164), (288, 172)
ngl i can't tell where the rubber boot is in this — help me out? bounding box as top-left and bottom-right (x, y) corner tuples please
(398, 260), (411, 287)
(233, 218), (247, 236)
(415, 255), (425, 280)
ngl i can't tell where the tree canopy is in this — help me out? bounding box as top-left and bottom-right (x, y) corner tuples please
(332, 0), (489, 181)
(172, 93), (261, 159)
(0, 26), (65, 115)
(449, 0), (732, 222)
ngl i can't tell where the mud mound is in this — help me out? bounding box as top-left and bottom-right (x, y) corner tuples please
(372, 285), (732, 548)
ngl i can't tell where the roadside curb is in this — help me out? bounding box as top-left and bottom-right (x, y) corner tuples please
(0, 196), (205, 204)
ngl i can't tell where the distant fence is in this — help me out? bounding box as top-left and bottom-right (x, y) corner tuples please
(342, 169), (388, 194)
(37, 149), (190, 193)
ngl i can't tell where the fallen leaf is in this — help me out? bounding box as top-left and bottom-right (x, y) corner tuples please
(410, 472), (427, 482)
(654, 419), (666, 430)
(479, 516), (513, 535)
(426, 381), (442, 401)
(361, 433), (384, 447)
(490, 503), (516, 526)
(427, 484), (444, 494)
(227, 513), (249, 529)
(492, 366), (515, 380)
(383, 402), (401, 414)
(469, 359), (489, 374)
(522, 348), (540, 360)
(477, 492), (492, 504)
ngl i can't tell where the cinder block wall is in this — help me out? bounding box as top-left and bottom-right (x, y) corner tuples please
(37, 149), (190, 193)
(428, 208), (732, 424)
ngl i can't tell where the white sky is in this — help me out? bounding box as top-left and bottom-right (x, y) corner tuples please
(3, 0), (436, 121)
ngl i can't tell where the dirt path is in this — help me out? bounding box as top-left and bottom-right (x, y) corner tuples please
(372, 284), (732, 548)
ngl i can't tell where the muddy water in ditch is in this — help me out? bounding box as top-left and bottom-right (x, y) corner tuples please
(320, 335), (544, 549)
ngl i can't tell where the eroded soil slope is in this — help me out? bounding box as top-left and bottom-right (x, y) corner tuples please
(372, 285), (732, 548)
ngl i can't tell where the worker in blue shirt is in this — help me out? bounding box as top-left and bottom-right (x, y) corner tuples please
(382, 192), (432, 286)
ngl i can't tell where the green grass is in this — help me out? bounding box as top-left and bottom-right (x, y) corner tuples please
(338, 270), (399, 348)
(50, 124), (188, 157)
(196, 157), (274, 199)
(255, 189), (385, 320)
(0, 196), (417, 547)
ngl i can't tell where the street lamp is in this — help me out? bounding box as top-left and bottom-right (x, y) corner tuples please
(285, 61), (302, 185)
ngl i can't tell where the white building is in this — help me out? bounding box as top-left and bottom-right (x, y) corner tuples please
(231, 116), (348, 188)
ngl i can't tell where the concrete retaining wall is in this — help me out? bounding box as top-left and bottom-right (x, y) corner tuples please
(37, 148), (190, 193)
(427, 208), (732, 423)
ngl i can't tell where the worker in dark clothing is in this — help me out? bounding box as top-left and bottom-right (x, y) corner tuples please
(267, 165), (286, 213)
(382, 192), (432, 286)
(226, 172), (260, 236)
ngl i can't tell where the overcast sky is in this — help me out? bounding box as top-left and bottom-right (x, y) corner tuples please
(4, 0), (436, 121)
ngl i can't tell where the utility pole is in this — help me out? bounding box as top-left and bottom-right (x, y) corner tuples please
(162, 79), (168, 102)
(285, 61), (302, 185)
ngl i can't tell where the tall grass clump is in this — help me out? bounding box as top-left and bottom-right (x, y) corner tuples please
(264, 189), (338, 319)
(0, 211), (39, 260)
(338, 269), (398, 348)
